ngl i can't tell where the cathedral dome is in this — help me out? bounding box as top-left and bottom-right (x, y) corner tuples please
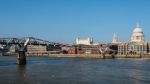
(133, 27), (143, 33)
(131, 23), (145, 42)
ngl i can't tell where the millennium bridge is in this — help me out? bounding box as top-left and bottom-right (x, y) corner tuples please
(0, 37), (65, 51)
(0, 37), (65, 65)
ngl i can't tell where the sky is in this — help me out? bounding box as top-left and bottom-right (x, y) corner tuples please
(0, 0), (150, 44)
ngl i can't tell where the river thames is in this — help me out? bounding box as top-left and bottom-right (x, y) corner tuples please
(0, 56), (150, 84)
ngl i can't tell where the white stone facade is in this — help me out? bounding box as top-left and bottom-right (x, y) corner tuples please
(131, 23), (145, 42)
(76, 37), (93, 45)
(117, 23), (149, 56)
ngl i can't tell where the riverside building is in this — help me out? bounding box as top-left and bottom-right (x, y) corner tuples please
(75, 37), (93, 45)
(116, 23), (150, 56)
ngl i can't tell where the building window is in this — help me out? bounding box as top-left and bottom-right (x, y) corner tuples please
(136, 36), (140, 40)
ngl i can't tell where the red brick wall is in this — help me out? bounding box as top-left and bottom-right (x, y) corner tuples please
(68, 47), (77, 54)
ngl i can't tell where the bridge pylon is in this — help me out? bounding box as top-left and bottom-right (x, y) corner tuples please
(17, 50), (26, 65)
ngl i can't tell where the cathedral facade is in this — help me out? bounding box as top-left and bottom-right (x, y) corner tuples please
(116, 23), (150, 56)
(131, 23), (145, 42)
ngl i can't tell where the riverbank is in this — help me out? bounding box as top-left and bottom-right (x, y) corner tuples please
(27, 54), (101, 58)
(2, 52), (150, 59)
(26, 53), (150, 59)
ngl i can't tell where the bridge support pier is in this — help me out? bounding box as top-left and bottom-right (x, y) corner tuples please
(100, 53), (105, 59)
(17, 51), (26, 65)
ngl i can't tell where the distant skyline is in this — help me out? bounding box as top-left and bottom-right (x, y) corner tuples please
(0, 0), (150, 43)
